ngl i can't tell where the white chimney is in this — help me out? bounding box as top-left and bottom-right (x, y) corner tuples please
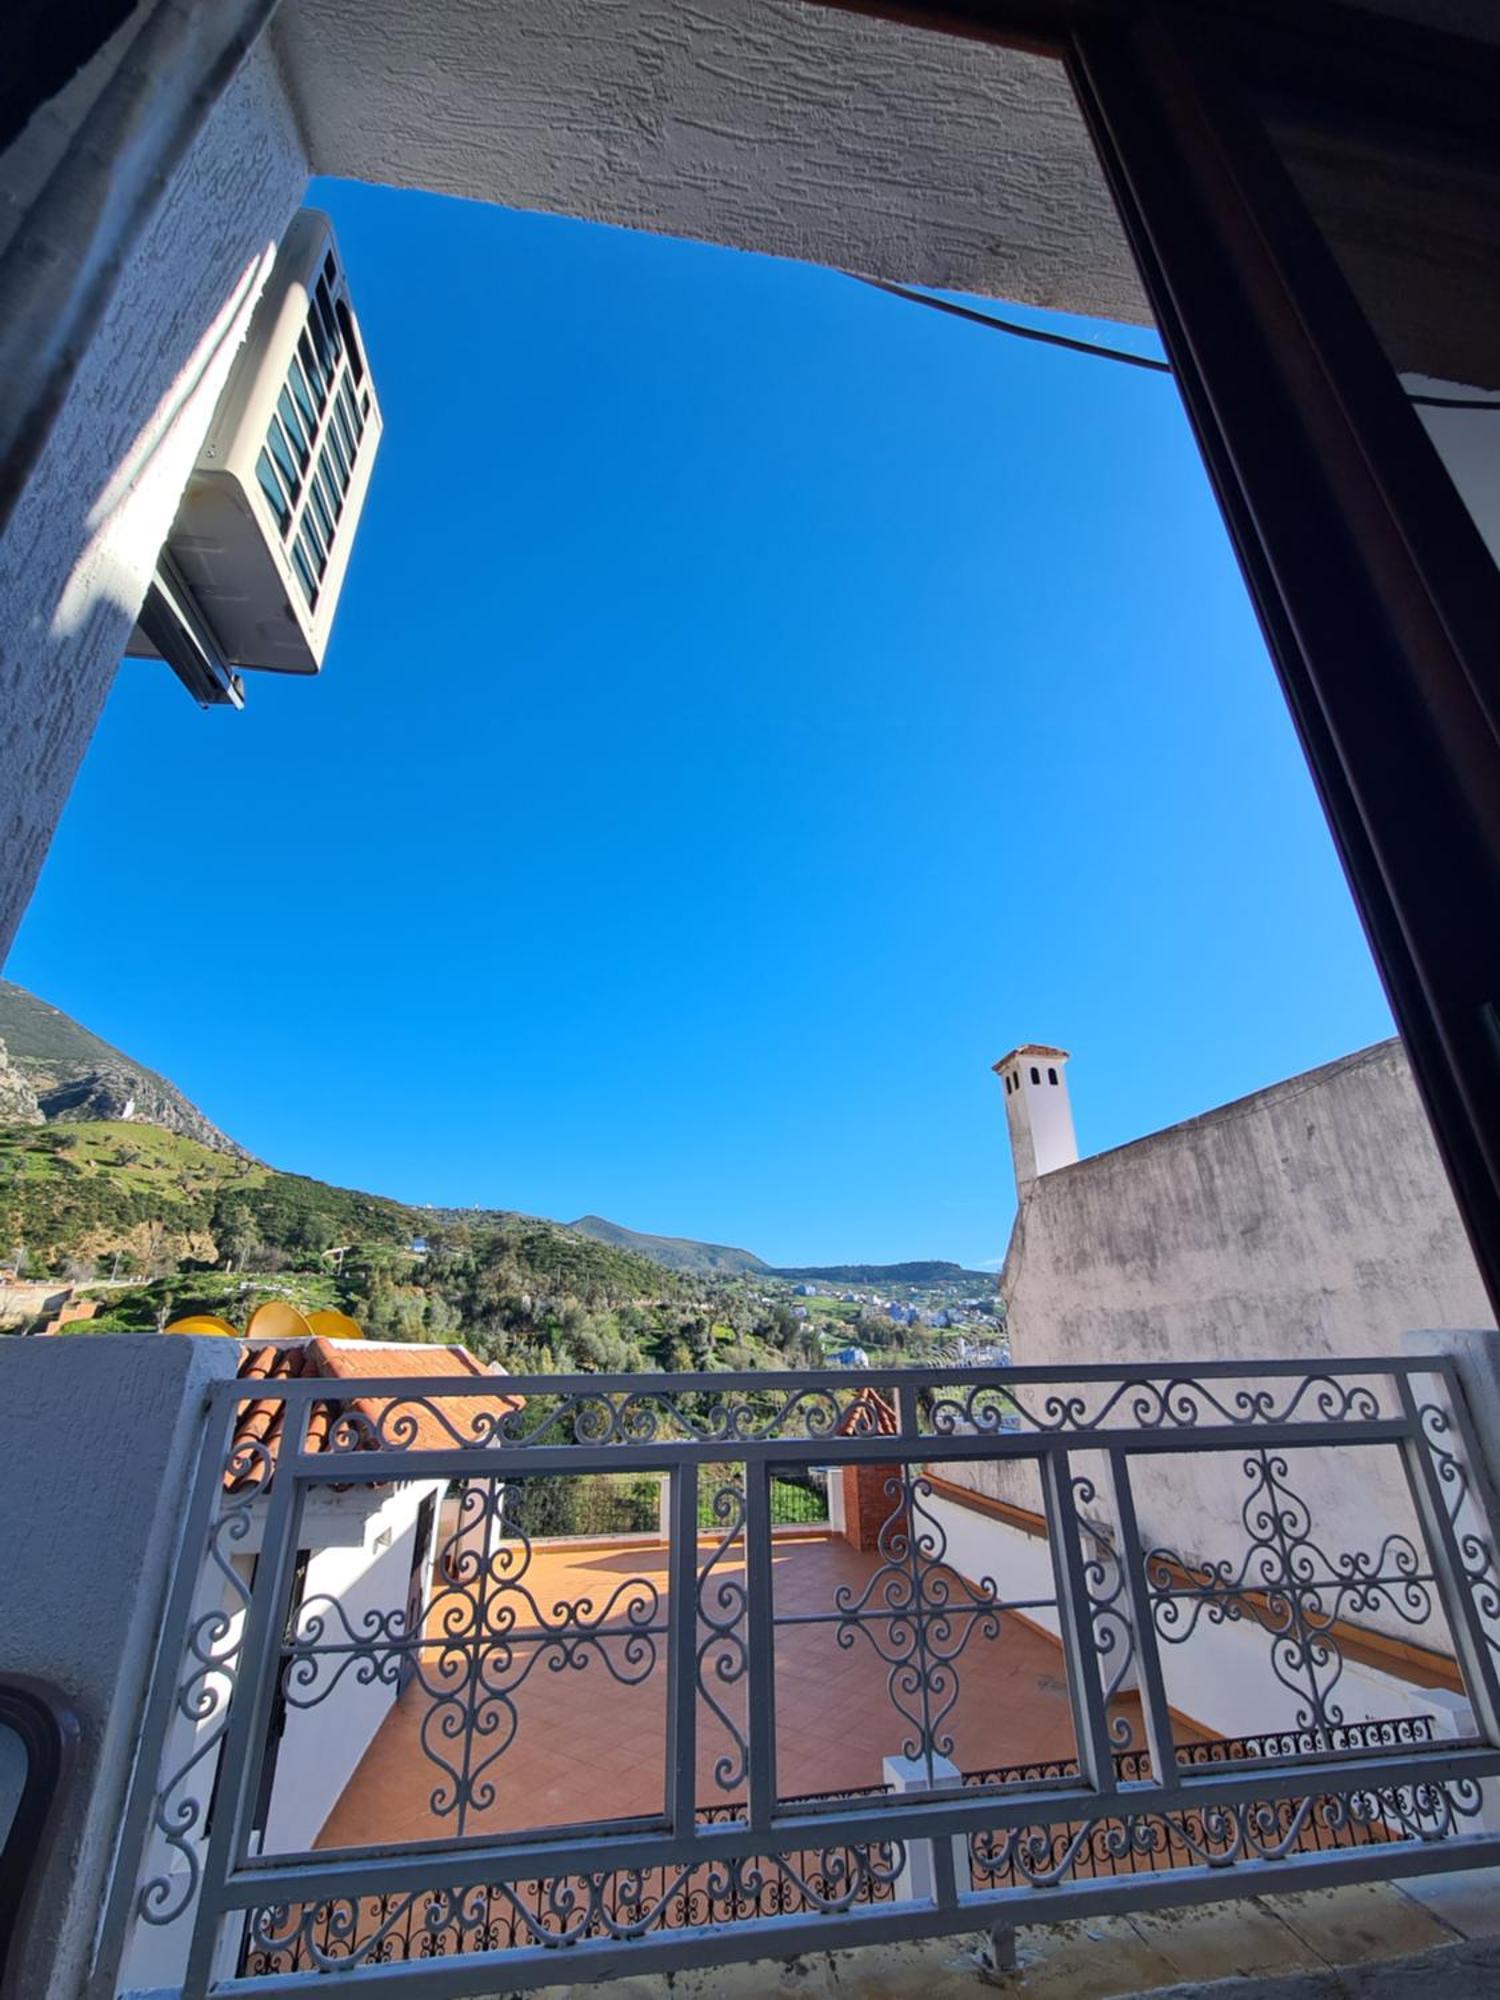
(993, 1045), (1078, 1191)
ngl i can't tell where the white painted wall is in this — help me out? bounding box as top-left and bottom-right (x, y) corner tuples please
(263, 1478), (442, 1854)
(927, 1488), (1448, 1750)
(923, 1485), (1061, 1643)
(0, 1334), (241, 2000)
(0, 36), (307, 962)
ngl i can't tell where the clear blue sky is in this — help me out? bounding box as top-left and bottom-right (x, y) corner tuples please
(7, 178), (1393, 1268)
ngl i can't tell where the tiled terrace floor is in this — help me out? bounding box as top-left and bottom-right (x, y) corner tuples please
(312, 1532), (1154, 1850)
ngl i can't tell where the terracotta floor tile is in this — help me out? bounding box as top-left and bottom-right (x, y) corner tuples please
(305, 1535), (1177, 1853)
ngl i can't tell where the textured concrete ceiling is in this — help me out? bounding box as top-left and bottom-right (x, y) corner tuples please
(270, 0), (1151, 323)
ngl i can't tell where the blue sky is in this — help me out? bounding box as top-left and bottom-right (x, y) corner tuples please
(7, 179), (1393, 1268)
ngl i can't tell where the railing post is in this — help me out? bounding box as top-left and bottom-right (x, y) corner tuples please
(181, 1402), (310, 2000)
(1042, 1450), (1120, 1793)
(743, 1460), (779, 1833)
(1103, 1447), (1179, 1785)
(1397, 1370), (1500, 1746)
(666, 1460), (700, 1835)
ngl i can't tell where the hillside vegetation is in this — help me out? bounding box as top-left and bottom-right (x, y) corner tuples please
(773, 1260), (992, 1287)
(0, 1121), (825, 1375)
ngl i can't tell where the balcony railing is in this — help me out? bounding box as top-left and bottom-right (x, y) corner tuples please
(105, 1358), (1500, 1997)
(241, 1721), (1438, 1975)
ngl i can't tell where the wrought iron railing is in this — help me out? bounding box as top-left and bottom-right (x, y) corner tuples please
(240, 1725), (1438, 1975)
(104, 1358), (1500, 1997)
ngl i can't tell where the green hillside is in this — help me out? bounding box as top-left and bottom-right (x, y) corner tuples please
(0, 1122), (820, 1374)
(569, 1214), (769, 1276)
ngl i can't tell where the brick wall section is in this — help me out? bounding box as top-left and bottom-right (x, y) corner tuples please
(841, 1462), (906, 1553)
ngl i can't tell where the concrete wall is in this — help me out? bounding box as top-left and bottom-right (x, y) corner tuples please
(1001, 1040), (1489, 1364)
(0, 35), (307, 964)
(0, 1333), (241, 2000)
(272, 0), (1147, 323)
(972, 1040), (1495, 1651)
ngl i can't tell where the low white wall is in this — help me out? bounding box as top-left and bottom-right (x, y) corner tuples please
(265, 1479), (442, 1854)
(0, 1333), (241, 2000)
(923, 1486), (1062, 1645)
(927, 1486), (1449, 1752)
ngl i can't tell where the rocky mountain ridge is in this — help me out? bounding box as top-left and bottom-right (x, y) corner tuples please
(0, 981), (244, 1155)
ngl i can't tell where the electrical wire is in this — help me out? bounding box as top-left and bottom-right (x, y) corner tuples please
(856, 273), (1500, 411)
(852, 274), (1172, 373)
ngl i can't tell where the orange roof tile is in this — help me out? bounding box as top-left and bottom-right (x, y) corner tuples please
(227, 1340), (520, 1489)
(834, 1386), (899, 1437)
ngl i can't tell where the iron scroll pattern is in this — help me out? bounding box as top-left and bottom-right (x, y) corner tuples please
(1416, 1396), (1500, 1665)
(1143, 1449), (1438, 1741)
(310, 1367), (1401, 1458)
(279, 1478), (664, 1839)
(134, 1420), (275, 1929)
(241, 1825), (905, 1975)
(831, 1471), (1005, 1780)
(696, 1478), (751, 1797)
(239, 1730), (1436, 1975)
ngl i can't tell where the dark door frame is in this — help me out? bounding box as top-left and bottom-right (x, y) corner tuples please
(827, 0), (1500, 1321)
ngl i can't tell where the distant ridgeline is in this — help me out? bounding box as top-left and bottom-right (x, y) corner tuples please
(771, 1261), (994, 1288)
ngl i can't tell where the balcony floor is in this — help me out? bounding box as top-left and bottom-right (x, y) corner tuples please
(313, 1531), (1161, 1850)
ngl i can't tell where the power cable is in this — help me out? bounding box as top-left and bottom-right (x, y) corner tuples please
(856, 274), (1500, 411)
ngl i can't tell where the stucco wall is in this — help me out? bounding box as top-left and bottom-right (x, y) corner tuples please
(1002, 1040), (1489, 1363)
(272, 0), (1148, 323)
(0, 1333), (241, 2000)
(0, 36), (307, 964)
(970, 1040), (1495, 1651)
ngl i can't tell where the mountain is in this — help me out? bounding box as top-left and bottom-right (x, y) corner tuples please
(0, 980), (243, 1155)
(0, 1119), (669, 1327)
(772, 1260), (994, 1288)
(569, 1215), (770, 1277)
(0, 985), (978, 1293)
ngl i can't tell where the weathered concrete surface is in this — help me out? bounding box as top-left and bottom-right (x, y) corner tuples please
(1000, 1041), (1489, 1363)
(0, 1333), (241, 2000)
(0, 37), (306, 965)
(272, 0), (1148, 321)
(969, 1040), (1497, 1669)
(502, 1870), (1499, 2000)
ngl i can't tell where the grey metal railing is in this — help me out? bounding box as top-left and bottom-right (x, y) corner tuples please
(106, 1358), (1500, 1997)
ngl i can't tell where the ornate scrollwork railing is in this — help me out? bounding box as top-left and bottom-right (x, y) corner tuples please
(108, 1356), (1500, 1996)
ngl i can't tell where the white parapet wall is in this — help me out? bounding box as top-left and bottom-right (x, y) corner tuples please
(0, 34), (308, 962)
(923, 1482), (1454, 1752)
(0, 1333), (243, 2000)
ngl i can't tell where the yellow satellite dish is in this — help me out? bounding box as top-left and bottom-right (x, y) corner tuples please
(304, 1308), (366, 1341)
(163, 1313), (242, 1337)
(244, 1300), (314, 1343)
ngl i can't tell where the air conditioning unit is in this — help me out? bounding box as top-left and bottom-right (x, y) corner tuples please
(129, 209), (383, 703)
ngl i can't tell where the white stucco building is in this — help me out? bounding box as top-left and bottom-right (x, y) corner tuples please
(922, 1038), (1498, 1745)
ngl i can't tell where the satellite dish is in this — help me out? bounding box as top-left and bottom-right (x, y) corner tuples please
(163, 1313), (241, 1337)
(244, 1300), (313, 1342)
(304, 1308), (365, 1341)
